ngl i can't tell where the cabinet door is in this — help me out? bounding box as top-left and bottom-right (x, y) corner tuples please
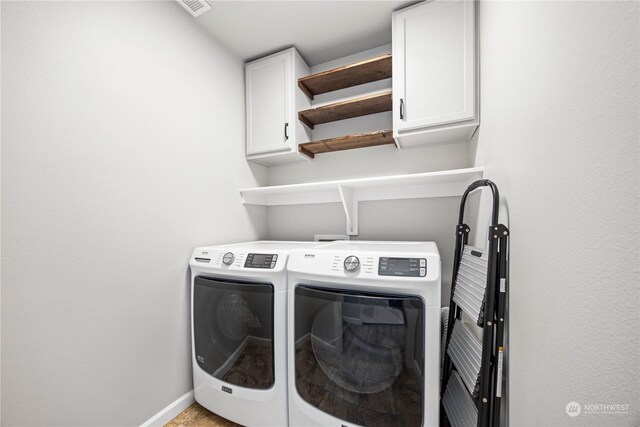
(246, 52), (291, 155)
(393, 0), (476, 133)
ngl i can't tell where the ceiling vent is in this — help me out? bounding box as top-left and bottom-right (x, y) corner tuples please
(176, 0), (212, 18)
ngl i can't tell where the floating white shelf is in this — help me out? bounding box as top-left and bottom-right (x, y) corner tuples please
(239, 167), (484, 235)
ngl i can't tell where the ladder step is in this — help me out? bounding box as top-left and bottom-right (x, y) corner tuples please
(440, 306), (450, 378)
(447, 320), (482, 397)
(442, 371), (478, 427)
(453, 245), (488, 325)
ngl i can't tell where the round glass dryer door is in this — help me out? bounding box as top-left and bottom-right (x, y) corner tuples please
(294, 285), (425, 427)
(193, 276), (274, 389)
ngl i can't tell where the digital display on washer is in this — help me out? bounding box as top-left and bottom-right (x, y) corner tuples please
(252, 254), (269, 264)
(390, 259), (410, 271)
(378, 257), (426, 277)
(244, 253), (278, 269)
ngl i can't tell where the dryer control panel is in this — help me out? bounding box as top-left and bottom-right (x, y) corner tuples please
(378, 257), (426, 277)
(244, 253), (278, 269)
(190, 248), (282, 271)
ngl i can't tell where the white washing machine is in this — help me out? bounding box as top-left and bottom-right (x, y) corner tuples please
(287, 241), (441, 427)
(189, 241), (324, 426)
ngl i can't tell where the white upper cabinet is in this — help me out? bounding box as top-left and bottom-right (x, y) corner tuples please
(245, 48), (311, 166)
(246, 52), (290, 155)
(393, 0), (478, 148)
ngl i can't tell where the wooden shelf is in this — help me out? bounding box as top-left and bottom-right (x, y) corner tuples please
(298, 91), (392, 129)
(239, 167), (485, 235)
(296, 55), (393, 158)
(298, 130), (394, 158)
(298, 54), (392, 100)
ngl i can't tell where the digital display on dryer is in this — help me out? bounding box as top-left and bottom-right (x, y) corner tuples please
(244, 253), (278, 269)
(378, 257), (426, 277)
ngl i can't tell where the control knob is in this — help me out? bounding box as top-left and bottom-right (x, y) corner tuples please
(222, 252), (235, 265)
(343, 255), (360, 272)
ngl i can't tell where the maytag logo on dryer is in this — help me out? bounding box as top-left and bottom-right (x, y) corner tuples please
(222, 386), (232, 394)
(304, 253), (316, 258)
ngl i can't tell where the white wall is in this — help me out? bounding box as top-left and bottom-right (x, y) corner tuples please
(0, 2), (267, 426)
(470, 1), (639, 425)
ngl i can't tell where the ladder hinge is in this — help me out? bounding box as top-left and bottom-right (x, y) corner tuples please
(457, 223), (470, 236)
(488, 224), (509, 240)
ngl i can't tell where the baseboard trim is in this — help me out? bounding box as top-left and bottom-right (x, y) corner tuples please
(140, 390), (195, 427)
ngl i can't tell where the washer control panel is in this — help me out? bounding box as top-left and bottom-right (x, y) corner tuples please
(244, 253), (278, 269)
(378, 257), (426, 277)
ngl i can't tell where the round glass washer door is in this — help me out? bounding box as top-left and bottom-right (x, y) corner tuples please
(294, 285), (425, 427)
(193, 276), (274, 390)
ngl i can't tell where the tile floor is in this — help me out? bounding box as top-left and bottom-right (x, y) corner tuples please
(165, 403), (240, 427)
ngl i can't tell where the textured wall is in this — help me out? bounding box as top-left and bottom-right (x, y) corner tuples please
(469, 1), (639, 425)
(1, 2), (267, 425)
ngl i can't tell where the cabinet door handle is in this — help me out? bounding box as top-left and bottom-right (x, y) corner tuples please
(400, 98), (405, 120)
(284, 122), (289, 140)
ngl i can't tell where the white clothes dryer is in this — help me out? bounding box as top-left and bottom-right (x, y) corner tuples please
(189, 241), (324, 426)
(287, 241), (441, 427)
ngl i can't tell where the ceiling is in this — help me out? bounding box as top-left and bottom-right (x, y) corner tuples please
(195, 1), (418, 66)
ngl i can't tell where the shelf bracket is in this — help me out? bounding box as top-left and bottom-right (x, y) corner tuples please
(338, 184), (358, 236)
